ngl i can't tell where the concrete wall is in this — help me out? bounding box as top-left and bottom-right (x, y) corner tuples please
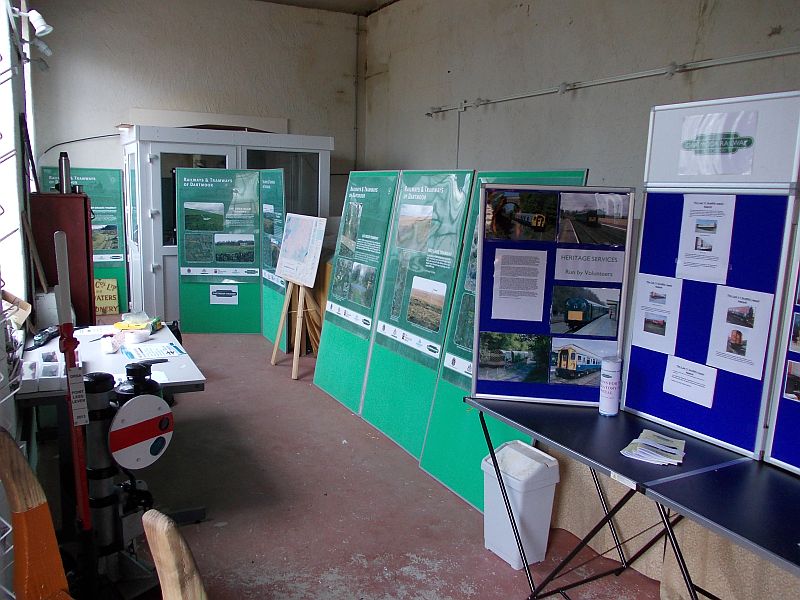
(360, 1), (800, 598)
(31, 0), (357, 207)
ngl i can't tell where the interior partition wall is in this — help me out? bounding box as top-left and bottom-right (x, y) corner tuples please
(120, 126), (333, 322)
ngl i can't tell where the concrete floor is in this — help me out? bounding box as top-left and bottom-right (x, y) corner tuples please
(131, 332), (660, 599)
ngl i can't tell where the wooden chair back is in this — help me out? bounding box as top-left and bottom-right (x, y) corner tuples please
(142, 509), (207, 599)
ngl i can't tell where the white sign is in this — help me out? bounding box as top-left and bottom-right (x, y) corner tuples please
(376, 320), (441, 359)
(678, 110), (758, 176)
(554, 249), (625, 283)
(676, 194), (735, 284)
(67, 367), (89, 426)
(108, 394), (173, 469)
(326, 300), (371, 331)
(444, 353), (472, 377)
(631, 274), (683, 355)
(275, 213), (327, 288)
(491, 249), (547, 321)
(663, 355), (717, 408)
(706, 285), (774, 380)
(210, 284), (239, 305)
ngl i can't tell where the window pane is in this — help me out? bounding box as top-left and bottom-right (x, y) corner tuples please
(246, 150), (319, 216)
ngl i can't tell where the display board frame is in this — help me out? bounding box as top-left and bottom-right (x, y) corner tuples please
(472, 183), (635, 407)
(627, 91), (800, 460)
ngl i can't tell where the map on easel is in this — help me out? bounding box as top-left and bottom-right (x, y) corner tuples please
(275, 213), (327, 287)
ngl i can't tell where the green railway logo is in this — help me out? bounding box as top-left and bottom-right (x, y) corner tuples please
(681, 132), (754, 155)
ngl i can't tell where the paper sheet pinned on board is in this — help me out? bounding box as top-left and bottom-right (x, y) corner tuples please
(491, 248), (547, 321)
(631, 274), (682, 356)
(675, 194), (735, 284)
(663, 355), (717, 408)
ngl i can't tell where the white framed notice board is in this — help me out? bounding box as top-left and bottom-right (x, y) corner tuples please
(472, 184), (635, 406)
(625, 91), (800, 459)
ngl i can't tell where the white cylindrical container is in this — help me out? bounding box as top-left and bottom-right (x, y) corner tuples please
(599, 356), (622, 416)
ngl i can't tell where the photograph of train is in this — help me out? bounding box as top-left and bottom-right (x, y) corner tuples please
(550, 286), (620, 336)
(791, 313), (800, 354)
(477, 333), (550, 383)
(784, 360), (800, 400)
(643, 313), (667, 336)
(695, 236), (713, 251)
(726, 304), (755, 328)
(727, 329), (747, 356)
(484, 188), (558, 241)
(549, 338), (617, 386)
(557, 192), (629, 245)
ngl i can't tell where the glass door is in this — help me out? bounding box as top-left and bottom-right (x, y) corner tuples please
(145, 143), (235, 321)
(245, 149), (322, 216)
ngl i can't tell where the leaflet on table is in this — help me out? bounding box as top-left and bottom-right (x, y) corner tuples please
(326, 300), (371, 331)
(554, 249), (625, 283)
(631, 274), (682, 355)
(376, 320), (441, 359)
(706, 285), (773, 380)
(675, 194), (735, 284)
(120, 343), (187, 360)
(663, 355), (717, 408)
(491, 248), (547, 321)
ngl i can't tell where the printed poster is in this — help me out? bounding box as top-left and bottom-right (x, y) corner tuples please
(491, 249), (547, 321)
(260, 169), (286, 290)
(676, 194), (735, 284)
(631, 274), (683, 355)
(275, 214), (327, 288)
(663, 355), (717, 408)
(375, 171), (472, 369)
(706, 285), (774, 380)
(326, 172), (398, 337)
(678, 110), (758, 176)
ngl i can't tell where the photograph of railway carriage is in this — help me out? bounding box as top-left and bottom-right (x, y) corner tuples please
(643, 312), (667, 336)
(478, 333), (550, 383)
(791, 313), (800, 353)
(695, 219), (717, 234)
(557, 192), (629, 245)
(549, 338), (617, 386)
(784, 360), (800, 400)
(695, 236), (713, 251)
(727, 329), (747, 356)
(550, 286), (620, 336)
(726, 304), (755, 328)
(484, 188), (558, 241)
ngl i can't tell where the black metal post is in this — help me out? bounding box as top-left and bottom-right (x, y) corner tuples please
(656, 503), (698, 600)
(589, 468), (627, 567)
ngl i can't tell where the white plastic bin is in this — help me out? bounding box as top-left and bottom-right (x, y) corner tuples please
(481, 440), (559, 569)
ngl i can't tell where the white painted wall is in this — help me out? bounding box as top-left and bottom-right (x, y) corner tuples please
(360, 0), (800, 198)
(30, 0), (357, 209)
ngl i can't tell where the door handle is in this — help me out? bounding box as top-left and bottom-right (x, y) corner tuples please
(150, 263), (162, 272)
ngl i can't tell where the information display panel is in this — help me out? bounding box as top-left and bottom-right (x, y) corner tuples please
(624, 191), (792, 455)
(43, 167), (128, 314)
(176, 168), (261, 333)
(473, 184), (634, 406)
(361, 170), (473, 457)
(314, 171), (399, 412)
(260, 169), (287, 349)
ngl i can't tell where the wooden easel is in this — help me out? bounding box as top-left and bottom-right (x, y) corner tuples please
(270, 280), (322, 379)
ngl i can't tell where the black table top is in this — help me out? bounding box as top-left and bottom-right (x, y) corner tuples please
(466, 397), (746, 491)
(647, 459), (800, 578)
(466, 397), (800, 577)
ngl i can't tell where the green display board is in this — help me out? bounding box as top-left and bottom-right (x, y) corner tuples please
(314, 171), (400, 411)
(42, 167), (128, 314)
(361, 170), (474, 457)
(420, 170), (588, 510)
(176, 168), (261, 333)
(260, 169), (287, 351)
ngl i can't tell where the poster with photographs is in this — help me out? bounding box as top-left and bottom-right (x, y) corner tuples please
(177, 169), (261, 281)
(261, 169), (286, 290)
(474, 183), (633, 406)
(374, 170), (473, 369)
(324, 172), (399, 337)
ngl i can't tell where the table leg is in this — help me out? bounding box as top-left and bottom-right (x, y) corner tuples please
(478, 411), (536, 595)
(590, 468), (627, 567)
(656, 502), (699, 600)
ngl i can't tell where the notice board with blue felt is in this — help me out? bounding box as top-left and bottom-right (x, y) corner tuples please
(623, 191), (793, 455)
(473, 184), (635, 406)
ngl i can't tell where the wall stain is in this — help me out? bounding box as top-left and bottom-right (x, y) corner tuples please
(768, 25), (783, 37)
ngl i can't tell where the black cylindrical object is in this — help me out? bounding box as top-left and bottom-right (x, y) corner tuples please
(58, 151), (71, 194)
(84, 372), (118, 556)
(115, 362), (162, 406)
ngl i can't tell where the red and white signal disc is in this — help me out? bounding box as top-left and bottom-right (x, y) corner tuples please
(109, 394), (173, 469)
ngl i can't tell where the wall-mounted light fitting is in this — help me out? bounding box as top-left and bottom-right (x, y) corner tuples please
(12, 8), (53, 37)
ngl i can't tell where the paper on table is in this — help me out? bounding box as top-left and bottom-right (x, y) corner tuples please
(706, 285), (773, 380)
(491, 248), (547, 321)
(120, 343), (186, 360)
(675, 194), (735, 284)
(663, 355), (717, 408)
(631, 274), (682, 355)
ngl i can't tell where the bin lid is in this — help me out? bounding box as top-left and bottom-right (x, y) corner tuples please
(482, 440), (560, 491)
